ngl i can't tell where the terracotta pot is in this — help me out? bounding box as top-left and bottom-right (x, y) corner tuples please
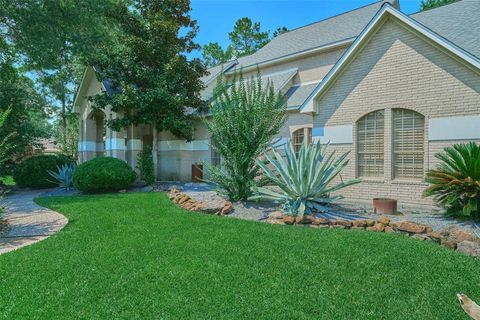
(372, 198), (397, 215)
(191, 164), (203, 182)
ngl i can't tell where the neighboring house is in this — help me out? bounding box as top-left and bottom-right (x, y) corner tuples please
(74, 0), (480, 205)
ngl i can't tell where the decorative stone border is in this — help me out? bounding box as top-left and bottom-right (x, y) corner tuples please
(268, 212), (480, 257)
(168, 188), (233, 215)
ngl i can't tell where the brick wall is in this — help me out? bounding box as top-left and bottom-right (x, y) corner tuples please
(314, 18), (480, 205)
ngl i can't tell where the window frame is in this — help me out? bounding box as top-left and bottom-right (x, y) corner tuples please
(356, 110), (385, 179)
(391, 108), (425, 181)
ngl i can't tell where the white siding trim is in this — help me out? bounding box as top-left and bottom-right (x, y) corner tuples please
(158, 139), (209, 152)
(78, 141), (97, 152)
(429, 115), (480, 141)
(126, 139), (142, 151)
(106, 138), (126, 150)
(312, 125), (353, 144)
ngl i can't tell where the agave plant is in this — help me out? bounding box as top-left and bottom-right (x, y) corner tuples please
(48, 163), (76, 191)
(424, 142), (480, 220)
(251, 140), (360, 216)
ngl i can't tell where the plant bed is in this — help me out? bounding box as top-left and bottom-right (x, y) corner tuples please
(168, 188), (233, 215)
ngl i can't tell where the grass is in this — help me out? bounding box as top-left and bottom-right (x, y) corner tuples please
(0, 193), (478, 319)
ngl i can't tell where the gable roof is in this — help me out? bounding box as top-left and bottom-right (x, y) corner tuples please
(300, 2), (480, 113)
(411, 0), (480, 60)
(226, 0), (398, 73)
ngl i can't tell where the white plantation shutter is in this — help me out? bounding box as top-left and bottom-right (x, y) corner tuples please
(357, 110), (384, 177)
(393, 109), (424, 179)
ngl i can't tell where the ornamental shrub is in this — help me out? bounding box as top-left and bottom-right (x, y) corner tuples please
(13, 154), (72, 189)
(136, 145), (155, 186)
(425, 142), (480, 220)
(73, 157), (136, 193)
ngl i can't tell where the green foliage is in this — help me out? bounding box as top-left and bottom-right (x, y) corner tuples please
(48, 163), (76, 191)
(53, 112), (79, 161)
(202, 18), (287, 67)
(90, 0), (206, 140)
(0, 60), (52, 162)
(0, 107), (15, 175)
(424, 142), (480, 220)
(136, 145), (155, 186)
(204, 71), (287, 201)
(73, 157), (136, 193)
(1, 1), (115, 149)
(252, 141), (360, 216)
(228, 17), (270, 57)
(420, 0), (458, 11)
(202, 42), (233, 68)
(13, 154), (72, 189)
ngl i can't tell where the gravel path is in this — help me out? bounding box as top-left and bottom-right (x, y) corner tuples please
(0, 190), (68, 255)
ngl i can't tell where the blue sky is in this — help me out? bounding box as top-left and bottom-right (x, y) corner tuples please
(189, 0), (423, 58)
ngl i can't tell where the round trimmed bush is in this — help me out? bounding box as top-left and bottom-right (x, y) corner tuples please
(73, 157), (137, 193)
(13, 154), (72, 189)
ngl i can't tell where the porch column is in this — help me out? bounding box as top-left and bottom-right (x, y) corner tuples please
(126, 124), (143, 172)
(105, 113), (126, 161)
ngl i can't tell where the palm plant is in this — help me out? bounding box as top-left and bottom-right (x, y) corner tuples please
(424, 142), (480, 220)
(251, 141), (360, 216)
(48, 163), (76, 191)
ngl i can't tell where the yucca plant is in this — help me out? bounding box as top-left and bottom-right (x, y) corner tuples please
(251, 141), (360, 216)
(48, 163), (76, 191)
(424, 142), (480, 220)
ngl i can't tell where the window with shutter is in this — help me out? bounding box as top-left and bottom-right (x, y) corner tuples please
(292, 127), (312, 154)
(393, 109), (424, 179)
(357, 110), (384, 178)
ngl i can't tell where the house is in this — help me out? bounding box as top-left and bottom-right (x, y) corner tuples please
(74, 0), (480, 205)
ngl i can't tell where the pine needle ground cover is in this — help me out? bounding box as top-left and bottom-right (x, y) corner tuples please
(0, 193), (478, 319)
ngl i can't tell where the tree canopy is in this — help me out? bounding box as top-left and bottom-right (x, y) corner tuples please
(89, 0), (207, 140)
(202, 17), (288, 68)
(420, 0), (458, 11)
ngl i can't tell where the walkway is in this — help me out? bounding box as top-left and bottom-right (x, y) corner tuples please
(0, 190), (68, 255)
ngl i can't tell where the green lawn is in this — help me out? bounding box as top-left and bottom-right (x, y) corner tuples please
(0, 193), (478, 319)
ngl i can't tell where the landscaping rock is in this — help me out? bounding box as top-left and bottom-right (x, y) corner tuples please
(384, 226), (395, 233)
(334, 220), (353, 228)
(428, 231), (443, 243)
(351, 226), (365, 230)
(220, 201), (233, 215)
(390, 221), (427, 234)
(353, 219), (367, 228)
(412, 234), (431, 241)
(377, 217), (390, 225)
(312, 218), (330, 225)
(268, 211), (284, 220)
(283, 215), (296, 225)
(296, 215), (315, 224)
(365, 219), (375, 227)
(373, 223), (385, 232)
(441, 239), (457, 250)
(200, 198), (228, 214)
(456, 240), (480, 257)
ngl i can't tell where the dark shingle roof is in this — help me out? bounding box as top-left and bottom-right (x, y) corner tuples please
(411, 0), (480, 59)
(285, 82), (320, 109)
(231, 0), (398, 69)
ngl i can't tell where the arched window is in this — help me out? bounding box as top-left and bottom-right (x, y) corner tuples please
(292, 127), (312, 154)
(357, 110), (384, 178)
(393, 109), (424, 179)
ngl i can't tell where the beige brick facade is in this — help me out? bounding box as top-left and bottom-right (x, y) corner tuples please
(313, 18), (480, 205)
